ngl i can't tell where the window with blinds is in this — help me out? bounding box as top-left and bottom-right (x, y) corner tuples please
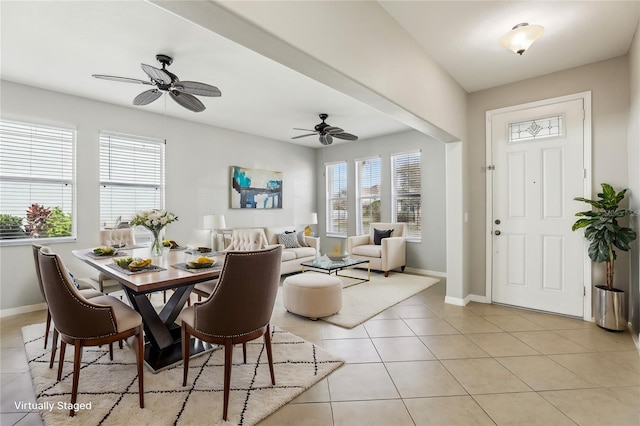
(99, 133), (165, 230)
(355, 157), (381, 235)
(0, 119), (75, 243)
(326, 161), (347, 236)
(391, 151), (422, 241)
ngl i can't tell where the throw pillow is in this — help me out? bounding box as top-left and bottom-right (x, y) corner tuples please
(373, 228), (393, 245)
(296, 231), (309, 247)
(278, 232), (301, 248)
(66, 268), (80, 289)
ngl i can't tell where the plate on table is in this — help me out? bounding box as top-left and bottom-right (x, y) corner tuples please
(92, 247), (119, 256)
(186, 257), (215, 269)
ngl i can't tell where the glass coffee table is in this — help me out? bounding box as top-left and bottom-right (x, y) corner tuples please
(300, 257), (370, 284)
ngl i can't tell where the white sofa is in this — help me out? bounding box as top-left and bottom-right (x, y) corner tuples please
(347, 222), (406, 277)
(223, 226), (319, 275)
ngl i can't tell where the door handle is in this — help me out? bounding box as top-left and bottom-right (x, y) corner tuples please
(494, 230), (501, 236)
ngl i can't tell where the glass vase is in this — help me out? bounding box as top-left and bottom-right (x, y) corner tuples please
(150, 228), (165, 256)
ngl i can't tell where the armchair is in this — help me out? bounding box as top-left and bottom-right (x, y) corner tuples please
(347, 222), (407, 277)
(96, 228), (136, 295)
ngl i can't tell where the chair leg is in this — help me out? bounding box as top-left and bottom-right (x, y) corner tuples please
(44, 310), (52, 349)
(70, 341), (83, 417)
(119, 339), (123, 349)
(163, 290), (167, 303)
(181, 325), (191, 387)
(136, 325), (144, 409)
(57, 340), (67, 381)
(264, 325), (275, 385)
(384, 271), (389, 277)
(49, 328), (59, 369)
(242, 343), (247, 364)
(109, 342), (114, 361)
(222, 339), (234, 421)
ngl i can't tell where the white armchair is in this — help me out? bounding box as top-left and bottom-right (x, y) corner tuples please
(347, 223), (407, 277)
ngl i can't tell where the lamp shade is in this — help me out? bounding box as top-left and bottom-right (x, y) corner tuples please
(310, 212), (318, 225)
(212, 214), (226, 230)
(203, 215), (215, 230)
(499, 23), (544, 55)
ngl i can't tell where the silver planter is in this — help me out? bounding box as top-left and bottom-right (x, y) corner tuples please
(593, 285), (627, 331)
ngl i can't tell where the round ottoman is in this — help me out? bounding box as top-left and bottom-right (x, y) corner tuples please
(283, 274), (342, 320)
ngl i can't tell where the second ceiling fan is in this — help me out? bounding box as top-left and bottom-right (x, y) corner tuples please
(292, 114), (358, 145)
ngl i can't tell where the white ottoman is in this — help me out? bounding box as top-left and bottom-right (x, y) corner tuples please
(283, 274), (343, 320)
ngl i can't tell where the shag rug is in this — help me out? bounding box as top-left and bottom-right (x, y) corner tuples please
(315, 271), (439, 328)
(21, 324), (343, 426)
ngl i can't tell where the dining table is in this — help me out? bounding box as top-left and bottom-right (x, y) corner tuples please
(73, 246), (223, 373)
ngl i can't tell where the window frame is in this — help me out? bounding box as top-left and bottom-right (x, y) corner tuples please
(391, 150), (422, 242)
(325, 161), (348, 237)
(355, 156), (381, 236)
(0, 118), (77, 246)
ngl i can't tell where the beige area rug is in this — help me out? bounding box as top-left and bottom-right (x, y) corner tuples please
(21, 323), (343, 426)
(281, 271), (440, 329)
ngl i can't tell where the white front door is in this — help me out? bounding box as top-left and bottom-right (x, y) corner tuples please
(489, 97), (588, 317)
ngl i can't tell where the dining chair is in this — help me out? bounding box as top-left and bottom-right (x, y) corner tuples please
(31, 244), (103, 351)
(96, 228), (137, 295)
(179, 246), (282, 421)
(38, 247), (145, 416)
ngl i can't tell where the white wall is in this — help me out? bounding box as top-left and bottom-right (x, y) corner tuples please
(467, 56), (632, 299)
(0, 80), (316, 311)
(315, 131), (447, 274)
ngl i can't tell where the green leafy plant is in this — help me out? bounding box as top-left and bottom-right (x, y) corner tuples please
(46, 206), (72, 237)
(0, 214), (26, 239)
(572, 183), (637, 290)
(25, 203), (51, 238)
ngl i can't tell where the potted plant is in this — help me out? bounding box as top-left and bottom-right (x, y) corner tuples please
(572, 183), (637, 330)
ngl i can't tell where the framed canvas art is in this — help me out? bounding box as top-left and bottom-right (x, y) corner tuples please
(230, 166), (283, 209)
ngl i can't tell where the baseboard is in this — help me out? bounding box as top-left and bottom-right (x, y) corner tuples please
(444, 293), (488, 306)
(404, 267), (446, 278)
(0, 302), (46, 318)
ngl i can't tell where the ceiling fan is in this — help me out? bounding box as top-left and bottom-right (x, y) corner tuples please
(92, 54), (221, 113)
(292, 113), (359, 145)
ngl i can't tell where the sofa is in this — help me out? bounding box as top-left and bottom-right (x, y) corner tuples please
(223, 226), (319, 275)
(347, 222), (406, 277)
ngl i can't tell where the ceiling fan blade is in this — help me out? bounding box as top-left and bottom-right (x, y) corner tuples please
(174, 81), (222, 97)
(291, 133), (317, 139)
(169, 91), (205, 112)
(333, 132), (359, 141)
(319, 134), (333, 145)
(92, 74), (153, 85)
(133, 89), (161, 106)
(324, 126), (344, 135)
(293, 128), (318, 132)
(141, 63), (172, 85)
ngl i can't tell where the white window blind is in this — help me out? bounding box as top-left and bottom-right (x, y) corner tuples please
(0, 119), (75, 242)
(326, 161), (347, 236)
(99, 133), (165, 230)
(391, 151), (422, 241)
(355, 157), (381, 235)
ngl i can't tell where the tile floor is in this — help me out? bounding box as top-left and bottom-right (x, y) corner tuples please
(2, 279), (639, 425)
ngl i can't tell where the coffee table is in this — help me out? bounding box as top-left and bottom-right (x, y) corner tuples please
(300, 257), (370, 284)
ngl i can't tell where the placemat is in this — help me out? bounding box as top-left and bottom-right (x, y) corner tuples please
(105, 262), (166, 275)
(171, 262), (222, 273)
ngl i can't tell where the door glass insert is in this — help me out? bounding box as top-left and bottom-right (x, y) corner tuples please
(509, 115), (562, 142)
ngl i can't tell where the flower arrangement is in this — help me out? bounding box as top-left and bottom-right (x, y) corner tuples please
(131, 209), (178, 255)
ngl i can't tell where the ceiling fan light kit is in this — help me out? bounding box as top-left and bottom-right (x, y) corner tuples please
(92, 54), (221, 112)
(499, 23), (544, 55)
(292, 113), (359, 145)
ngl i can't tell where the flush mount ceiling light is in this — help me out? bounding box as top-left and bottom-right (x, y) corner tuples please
(499, 23), (545, 55)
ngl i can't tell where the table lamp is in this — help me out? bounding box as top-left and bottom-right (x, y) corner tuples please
(305, 212), (318, 236)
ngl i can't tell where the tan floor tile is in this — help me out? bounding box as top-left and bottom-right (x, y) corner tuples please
(555, 328), (638, 352)
(320, 323), (369, 340)
(362, 319), (414, 338)
(484, 315), (546, 332)
(549, 353), (640, 387)
(15, 412), (44, 425)
(465, 302), (523, 316)
(467, 333), (539, 357)
(520, 312), (593, 330)
(327, 363), (399, 401)
(0, 348), (30, 373)
(276, 325), (323, 346)
(441, 358), (531, 394)
(445, 316), (503, 334)
(370, 309), (401, 320)
(540, 388), (640, 426)
(404, 318), (460, 336)
(404, 395), (495, 426)
(420, 335), (490, 360)
(511, 331), (589, 354)
(496, 355), (592, 390)
(474, 392), (575, 425)
(604, 351), (640, 374)
(291, 378), (330, 403)
(371, 337), (435, 362)
(605, 385), (640, 409)
(257, 402), (333, 426)
(0, 373), (37, 413)
(425, 303), (478, 318)
(321, 338), (381, 363)
(392, 304), (439, 319)
(1, 413), (29, 425)
(385, 360), (467, 398)
(332, 399), (414, 426)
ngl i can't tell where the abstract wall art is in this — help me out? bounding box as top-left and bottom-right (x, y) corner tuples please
(230, 166), (283, 209)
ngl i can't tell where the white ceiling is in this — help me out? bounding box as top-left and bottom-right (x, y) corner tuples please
(1, 1), (638, 147)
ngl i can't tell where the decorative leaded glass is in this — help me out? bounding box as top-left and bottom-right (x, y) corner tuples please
(509, 116), (563, 142)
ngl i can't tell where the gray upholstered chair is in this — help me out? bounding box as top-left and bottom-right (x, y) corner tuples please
(38, 247), (144, 416)
(96, 228), (136, 295)
(347, 222), (407, 277)
(179, 246), (282, 421)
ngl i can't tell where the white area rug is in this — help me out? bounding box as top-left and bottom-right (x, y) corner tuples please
(22, 323), (343, 426)
(317, 271), (439, 328)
